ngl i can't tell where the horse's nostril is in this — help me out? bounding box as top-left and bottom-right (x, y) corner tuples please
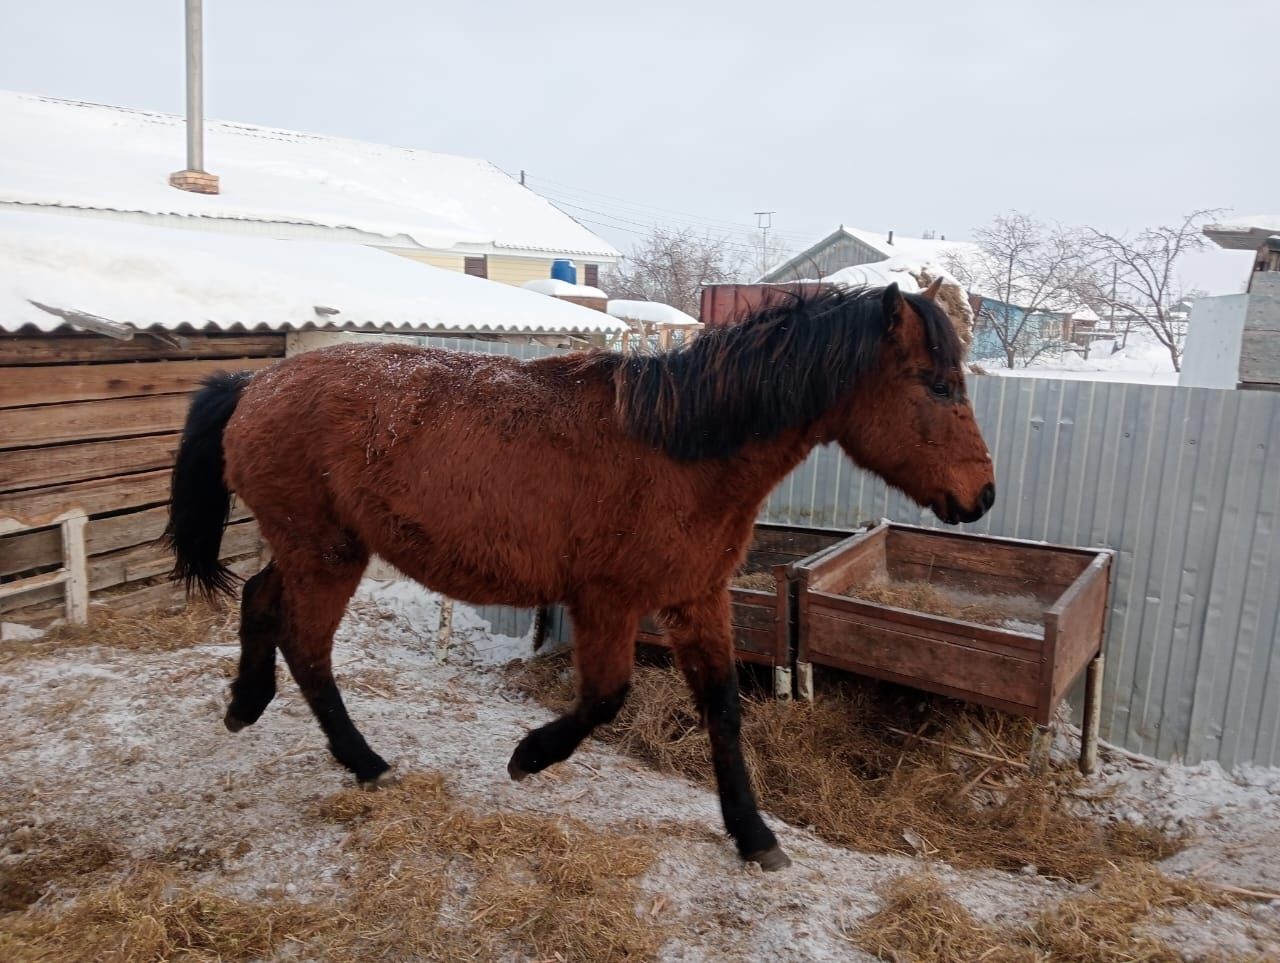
(980, 483), (996, 511)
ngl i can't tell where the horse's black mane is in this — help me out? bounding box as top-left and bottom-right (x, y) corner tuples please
(602, 284), (963, 462)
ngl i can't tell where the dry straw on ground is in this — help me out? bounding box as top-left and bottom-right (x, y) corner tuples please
(507, 655), (1180, 882)
(854, 867), (1247, 963)
(1, 773), (665, 963)
(0, 603), (233, 665)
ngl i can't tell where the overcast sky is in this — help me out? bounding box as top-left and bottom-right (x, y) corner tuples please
(1, 1), (1273, 292)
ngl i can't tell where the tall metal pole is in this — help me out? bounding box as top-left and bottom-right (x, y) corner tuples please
(185, 0), (204, 173)
(170, 0), (217, 192)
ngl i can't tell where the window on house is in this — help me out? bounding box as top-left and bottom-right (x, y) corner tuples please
(464, 256), (488, 279)
(584, 264), (599, 288)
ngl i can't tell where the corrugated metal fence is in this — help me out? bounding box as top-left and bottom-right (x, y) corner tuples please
(420, 337), (1280, 768)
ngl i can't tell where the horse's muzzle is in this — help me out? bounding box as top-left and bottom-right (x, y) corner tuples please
(936, 483), (995, 525)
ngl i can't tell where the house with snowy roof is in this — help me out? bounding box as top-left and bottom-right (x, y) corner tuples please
(757, 225), (979, 284)
(0, 90), (620, 291)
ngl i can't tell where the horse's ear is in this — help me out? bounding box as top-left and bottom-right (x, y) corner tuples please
(923, 277), (944, 301)
(882, 282), (903, 330)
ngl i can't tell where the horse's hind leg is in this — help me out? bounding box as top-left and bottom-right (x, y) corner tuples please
(508, 604), (637, 779)
(665, 589), (789, 871)
(225, 561), (284, 732)
(273, 538), (391, 786)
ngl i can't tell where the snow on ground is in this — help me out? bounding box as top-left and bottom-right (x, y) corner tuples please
(2, 578), (1277, 960)
(977, 329), (1179, 385)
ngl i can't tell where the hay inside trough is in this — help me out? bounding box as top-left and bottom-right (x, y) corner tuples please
(844, 576), (1045, 632)
(507, 655), (1181, 882)
(731, 571), (777, 591)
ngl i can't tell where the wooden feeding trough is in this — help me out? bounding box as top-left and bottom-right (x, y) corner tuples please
(793, 522), (1112, 773)
(637, 522), (852, 699)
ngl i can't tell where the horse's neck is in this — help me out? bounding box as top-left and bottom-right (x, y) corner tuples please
(706, 424), (824, 513)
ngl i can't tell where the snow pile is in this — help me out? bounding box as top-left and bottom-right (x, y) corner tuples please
(606, 299), (701, 328)
(521, 278), (608, 299)
(336, 577), (538, 667)
(985, 327), (1178, 385)
(0, 209), (627, 336)
(0, 90), (618, 258)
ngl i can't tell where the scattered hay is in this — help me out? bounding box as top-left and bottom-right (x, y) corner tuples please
(507, 656), (1184, 881)
(731, 571), (777, 592)
(0, 818), (119, 911)
(317, 772), (665, 962)
(2, 773), (665, 963)
(855, 866), (1245, 963)
(0, 864), (330, 963)
(0, 603), (232, 662)
(845, 577), (1043, 630)
(852, 873), (1037, 963)
(1032, 864), (1235, 962)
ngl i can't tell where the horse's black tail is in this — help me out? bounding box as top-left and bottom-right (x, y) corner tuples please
(163, 371), (254, 601)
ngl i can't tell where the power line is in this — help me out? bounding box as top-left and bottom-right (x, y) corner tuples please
(519, 171), (818, 246)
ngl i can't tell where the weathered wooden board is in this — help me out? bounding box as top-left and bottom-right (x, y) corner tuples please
(0, 469), (172, 526)
(0, 356), (275, 408)
(0, 334), (285, 366)
(802, 605), (1041, 708)
(1, 503), (251, 579)
(886, 528), (1089, 590)
(2, 395), (190, 448)
(1048, 556), (1111, 707)
(0, 433), (179, 493)
(1, 519), (260, 614)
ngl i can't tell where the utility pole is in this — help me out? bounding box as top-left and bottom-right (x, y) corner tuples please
(754, 211), (775, 278)
(169, 0), (219, 194)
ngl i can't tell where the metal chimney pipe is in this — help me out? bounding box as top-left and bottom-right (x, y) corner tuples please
(185, 0), (204, 172)
(169, 0), (219, 193)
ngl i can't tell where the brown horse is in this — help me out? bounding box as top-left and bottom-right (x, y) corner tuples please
(164, 281), (994, 871)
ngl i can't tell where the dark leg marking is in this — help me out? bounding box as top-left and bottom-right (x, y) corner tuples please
(509, 606), (636, 780)
(669, 592), (790, 871)
(225, 562), (283, 732)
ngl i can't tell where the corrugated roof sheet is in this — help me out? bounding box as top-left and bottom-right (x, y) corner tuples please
(0, 210), (627, 336)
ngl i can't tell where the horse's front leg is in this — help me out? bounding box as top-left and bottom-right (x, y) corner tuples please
(665, 588), (790, 871)
(508, 603), (638, 779)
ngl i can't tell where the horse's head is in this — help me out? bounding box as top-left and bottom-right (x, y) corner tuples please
(833, 281), (996, 524)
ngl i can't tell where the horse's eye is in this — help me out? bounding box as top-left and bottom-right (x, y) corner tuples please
(930, 381), (950, 398)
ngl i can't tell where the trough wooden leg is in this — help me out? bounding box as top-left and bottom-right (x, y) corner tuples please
(796, 661), (814, 702)
(1028, 724), (1053, 775)
(1079, 653), (1105, 775)
(773, 666), (792, 702)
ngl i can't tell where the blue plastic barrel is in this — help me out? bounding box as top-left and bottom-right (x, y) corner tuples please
(550, 259), (577, 284)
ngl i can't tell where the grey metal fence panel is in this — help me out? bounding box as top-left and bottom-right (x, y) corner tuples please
(760, 377), (1280, 768)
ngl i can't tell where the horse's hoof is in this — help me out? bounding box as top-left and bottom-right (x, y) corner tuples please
(745, 846), (792, 872)
(358, 768), (399, 792)
(224, 708), (249, 733)
(507, 758), (531, 782)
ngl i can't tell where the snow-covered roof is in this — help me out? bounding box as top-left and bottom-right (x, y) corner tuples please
(0, 210), (627, 336)
(1204, 215), (1280, 251)
(762, 225), (980, 282)
(522, 278), (608, 299)
(0, 90), (619, 260)
(606, 299), (701, 328)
